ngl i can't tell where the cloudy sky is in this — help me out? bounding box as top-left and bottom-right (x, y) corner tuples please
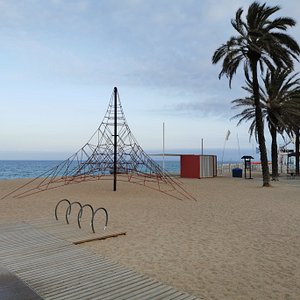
(1, 0), (300, 160)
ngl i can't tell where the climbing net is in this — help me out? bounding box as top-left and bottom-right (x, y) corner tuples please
(3, 88), (195, 201)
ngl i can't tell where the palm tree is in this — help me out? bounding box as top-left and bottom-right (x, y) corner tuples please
(212, 2), (300, 186)
(263, 69), (300, 178)
(232, 68), (300, 180)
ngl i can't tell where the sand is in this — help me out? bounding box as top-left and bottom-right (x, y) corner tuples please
(0, 175), (299, 299)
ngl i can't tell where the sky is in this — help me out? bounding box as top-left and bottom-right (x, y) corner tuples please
(1, 0), (300, 161)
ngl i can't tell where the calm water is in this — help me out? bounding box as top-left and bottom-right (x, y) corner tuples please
(0, 160), (181, 180)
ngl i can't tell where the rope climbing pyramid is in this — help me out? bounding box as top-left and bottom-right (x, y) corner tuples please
(3, 87), (195, 200)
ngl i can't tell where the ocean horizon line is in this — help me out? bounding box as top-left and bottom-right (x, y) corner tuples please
(0, 147), (260, 162)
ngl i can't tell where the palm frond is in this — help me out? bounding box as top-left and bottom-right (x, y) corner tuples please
(265, 17), (296, 31)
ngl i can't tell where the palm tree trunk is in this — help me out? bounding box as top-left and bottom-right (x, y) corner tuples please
(251, 60), (270, 186)
(295, 127), (300, 176)
(270, 125), (278, 180)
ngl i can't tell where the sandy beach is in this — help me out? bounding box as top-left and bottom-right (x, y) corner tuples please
(0, 175), (299, 299)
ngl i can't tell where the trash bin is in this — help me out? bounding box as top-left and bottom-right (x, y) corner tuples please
(232, 168), (242, 178)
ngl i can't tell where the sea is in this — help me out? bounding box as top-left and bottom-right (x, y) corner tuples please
(0, 147), (258, 180)
(0, 160), (182, 180)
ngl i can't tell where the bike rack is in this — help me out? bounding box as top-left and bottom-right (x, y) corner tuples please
(54, 199), (109, 233)
(92, 207), (108, 233)
(66, 201), (82, 224)
(77, 204), (94, 229)
(55, 199), (71, 221)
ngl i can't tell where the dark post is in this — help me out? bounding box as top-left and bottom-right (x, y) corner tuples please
(295, 127), (299, 176)
(113, 87), (118, 191)
(241, 155), (254, 179)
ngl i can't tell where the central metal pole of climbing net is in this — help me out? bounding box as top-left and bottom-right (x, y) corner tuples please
(113, 87), (118, 191)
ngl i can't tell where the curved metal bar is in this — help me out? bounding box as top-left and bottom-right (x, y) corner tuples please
(91, 207), (109, 233)
(65, 201), (82, 224)
(77, 204), (94, 229)
(54, 199), (71, 221)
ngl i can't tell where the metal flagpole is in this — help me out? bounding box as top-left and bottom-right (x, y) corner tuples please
(162, 122), (165, 173)
(113, 87), (118, 191)
(237, 133), (241, 160)
(221, 130), (230, 174)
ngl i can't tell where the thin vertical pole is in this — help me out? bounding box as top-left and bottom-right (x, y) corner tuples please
(221, 130), (230, 174)
(237, 133), (241, 161)
(162, 122), (165, 172)
(113, 87), (117, 191)
(221, 140), (226, 175)
(201, 138), (203, 155)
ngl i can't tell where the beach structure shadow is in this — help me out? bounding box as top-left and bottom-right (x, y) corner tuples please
(0, 266), (42, 300)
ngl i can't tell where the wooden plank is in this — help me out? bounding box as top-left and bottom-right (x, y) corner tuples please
(0, 222), (200, 300)
(101, 284), (160, 300)
(41, 269), (140, 296)
(49, 274), (152, 300)
(128, 286), (180, 300)
(171, 295), (200, 300)
(109, 283), (174, 300)
(73, 232), (126, 244)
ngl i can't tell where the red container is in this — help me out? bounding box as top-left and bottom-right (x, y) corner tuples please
(180, 155), (200, 178)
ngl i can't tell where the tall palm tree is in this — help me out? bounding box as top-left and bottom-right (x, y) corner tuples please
(232, 68), (300, 180)
(212, 2), (300, 186)
(263, 69), (300, 178)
